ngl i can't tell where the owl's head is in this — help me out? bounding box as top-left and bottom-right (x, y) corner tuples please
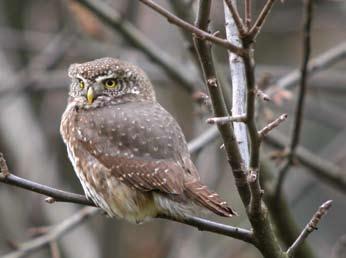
(68, 57), (156, 107)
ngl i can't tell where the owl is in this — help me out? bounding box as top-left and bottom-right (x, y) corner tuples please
(60, 57), (235, 223)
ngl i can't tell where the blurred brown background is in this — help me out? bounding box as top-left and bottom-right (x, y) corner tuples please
(0, 0), (345, 258)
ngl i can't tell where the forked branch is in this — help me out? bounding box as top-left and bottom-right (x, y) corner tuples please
(138, 0), (246, 56)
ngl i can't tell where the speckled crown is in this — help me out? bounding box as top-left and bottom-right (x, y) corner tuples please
(68, 57), (146, 82)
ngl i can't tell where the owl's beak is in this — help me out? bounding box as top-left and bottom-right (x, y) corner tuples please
(87, 87), (94, 104)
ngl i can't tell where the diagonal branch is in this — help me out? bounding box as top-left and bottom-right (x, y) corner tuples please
(286, 200), (333, 257)
(248, 0), (276, 40)
(138, 0), (246, 56)
(258, 114), (288, 139)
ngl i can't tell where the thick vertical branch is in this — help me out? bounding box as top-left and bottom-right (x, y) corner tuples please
(194, 0), (250, 205)
(224, 1), (250, 168)
(223, 2), (287, 258)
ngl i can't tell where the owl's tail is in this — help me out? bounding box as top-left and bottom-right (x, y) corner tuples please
(184, 180), (237, 217)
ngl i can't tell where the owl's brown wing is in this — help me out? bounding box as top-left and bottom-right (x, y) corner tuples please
(74, 101), (197, 195)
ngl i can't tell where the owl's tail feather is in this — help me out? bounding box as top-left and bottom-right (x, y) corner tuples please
(184, 180), (237, 217)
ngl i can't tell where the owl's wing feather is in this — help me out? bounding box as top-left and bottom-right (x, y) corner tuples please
(101, 155), (185, 194)
(74, 102), (194, 196)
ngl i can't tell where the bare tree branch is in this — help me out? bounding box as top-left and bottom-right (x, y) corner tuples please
(286, 200), (333, 257)
(158, 215), (254, 244)
(0, 172), (94, 207)
(258, 114), (288, 139)
(248, 0), (276, 40)
(138, 0), (246, 56)
(223, 2), (293, 257)
(206, 114), (246, 125)
(0, 153), (254, 244)
(193, 0), (250, 205)
(224, 1), (250, 168)
(192, 1), (286, 257)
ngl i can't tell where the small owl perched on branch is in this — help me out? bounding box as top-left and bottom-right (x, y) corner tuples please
(60, 57), (235, 223)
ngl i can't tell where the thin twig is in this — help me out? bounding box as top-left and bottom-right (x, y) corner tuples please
(206, 114), (246, 125)
(255, 88), (271, 101)
(138, 0), (246, 56)
(1, 207), (100, 258)
(286, 200), (333, 257)
(248, 0), (276, 40)
(258, 114), (288, 139)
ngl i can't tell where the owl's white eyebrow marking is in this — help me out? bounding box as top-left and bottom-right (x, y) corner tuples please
(76, 76), (88, 84)
(95, 74), (117, 82)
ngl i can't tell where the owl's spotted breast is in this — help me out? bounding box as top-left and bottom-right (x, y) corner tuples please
(76, 101), (190, 161)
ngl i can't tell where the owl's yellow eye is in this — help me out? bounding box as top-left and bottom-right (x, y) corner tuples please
(103, 79), (117, 89)
(79, 80), (85, 89)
